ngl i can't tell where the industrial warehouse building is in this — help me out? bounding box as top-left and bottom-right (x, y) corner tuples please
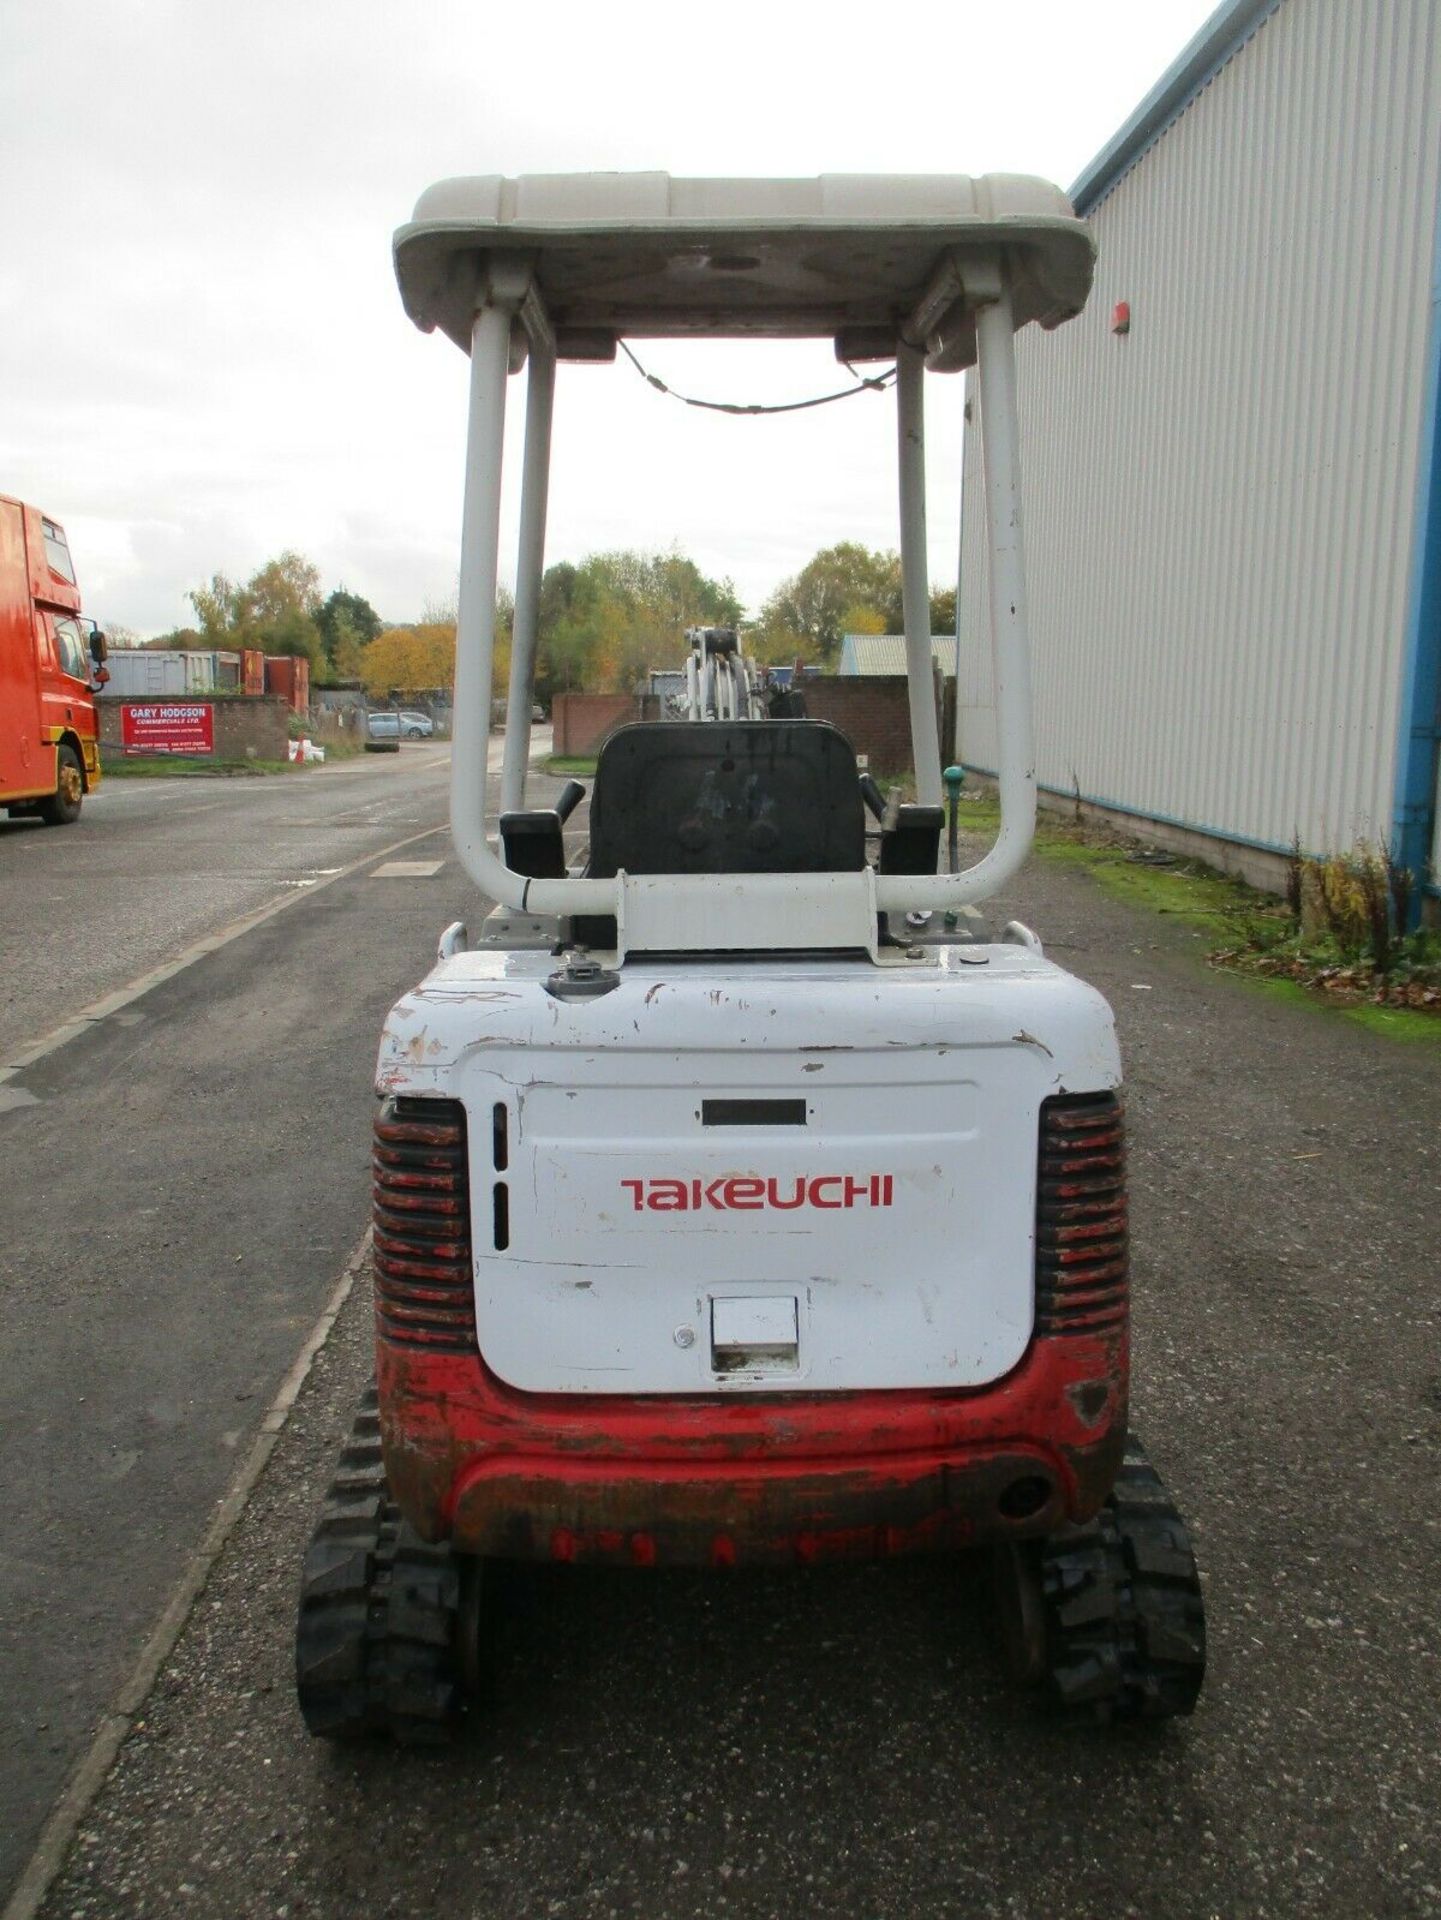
(957, 0), (1441, 894)
(837, 634), (954, 676)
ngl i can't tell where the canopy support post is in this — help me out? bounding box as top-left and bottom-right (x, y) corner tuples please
(972, 272), (1036, 884)
(872, 262), (1034, 912)
(451, 274), (527, 909)
(450, 265), (616, 920)
(500, 336), (556, 814)
(897, 342), (942, 807)
(439, 241), (1041, 930)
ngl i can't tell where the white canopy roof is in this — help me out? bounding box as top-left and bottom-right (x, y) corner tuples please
(393, 172), (1094, 369)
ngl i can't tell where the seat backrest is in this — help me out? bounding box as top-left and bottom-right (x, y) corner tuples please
(587, 720), (865, 878)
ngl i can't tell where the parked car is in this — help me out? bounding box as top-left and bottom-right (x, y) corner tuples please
(398, 710), (434, 738)
(364, 711), (401, 752)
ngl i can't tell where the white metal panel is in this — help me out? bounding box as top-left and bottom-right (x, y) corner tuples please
(378, 945), (1121, 1085)
(618, 870), (879, 960)
(376, 946), (1120, 1396)
(478, 1055), (1038, 1394)
(958, 0), (1441, 859)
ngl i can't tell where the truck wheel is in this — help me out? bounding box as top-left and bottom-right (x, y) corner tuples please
(39, 745), (84, 825)
(991, 1433), (1206, 1723)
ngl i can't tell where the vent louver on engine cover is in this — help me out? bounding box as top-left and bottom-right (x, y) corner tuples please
(1035, 1091), (1128, 1336)
(373, 1096), (475, 1353)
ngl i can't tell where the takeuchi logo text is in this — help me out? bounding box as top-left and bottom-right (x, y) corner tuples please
(621, 1174), (895, 1212)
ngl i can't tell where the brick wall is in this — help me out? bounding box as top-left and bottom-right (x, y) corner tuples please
(99, 696), (291, 764)
(553, 679), (953, 772)
(799, 673), (948, 777)
(552, 691), (645, 756)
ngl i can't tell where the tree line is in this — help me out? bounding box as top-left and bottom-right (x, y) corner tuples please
(138, 542), (958, 698)
(144, 552), (385, 683)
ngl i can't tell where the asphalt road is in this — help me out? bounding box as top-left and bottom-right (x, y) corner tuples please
(0, 740), (515, 1902)
(8, 775), (1441, 1918)
(0, 745), (457, 1063)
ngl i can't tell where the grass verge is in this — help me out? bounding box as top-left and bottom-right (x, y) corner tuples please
(102, 741), (364, 777)
(101, 757), (297, 778)
(1021, 807), (1441, 1040)
(1221, 970), (1441, 1044)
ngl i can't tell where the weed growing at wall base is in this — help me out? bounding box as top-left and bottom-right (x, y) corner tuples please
(1211, 844), (1439, 1018)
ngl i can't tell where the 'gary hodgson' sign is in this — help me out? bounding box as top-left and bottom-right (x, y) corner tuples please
(120, 703), (214, 756)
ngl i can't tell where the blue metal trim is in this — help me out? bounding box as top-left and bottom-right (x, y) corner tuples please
(1390, 176), (1441, 902)
(1070, 0), (1282, 215)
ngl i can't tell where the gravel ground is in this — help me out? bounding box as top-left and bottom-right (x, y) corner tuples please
(34, 845), (1441, 1920)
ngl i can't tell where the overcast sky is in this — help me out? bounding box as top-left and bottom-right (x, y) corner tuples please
(1, 0), (1218, 636)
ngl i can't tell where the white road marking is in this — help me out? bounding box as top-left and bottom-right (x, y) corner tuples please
(371, 859), (445, 878)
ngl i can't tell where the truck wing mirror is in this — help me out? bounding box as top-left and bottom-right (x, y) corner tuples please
(89, 629), (109, 662)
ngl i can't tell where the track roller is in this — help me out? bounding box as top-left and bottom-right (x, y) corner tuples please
(295, 1383), (473, 1743)
(993, 1433), (1206, 1723)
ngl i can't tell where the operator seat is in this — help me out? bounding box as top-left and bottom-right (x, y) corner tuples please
(585, 720), (866, 878)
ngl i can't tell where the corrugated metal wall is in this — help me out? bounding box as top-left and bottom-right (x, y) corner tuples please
(958, 0), (1441, 858)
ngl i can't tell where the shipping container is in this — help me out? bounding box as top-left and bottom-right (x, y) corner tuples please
(100, 651), (189, 699)
(264, 654), (310, 713)
(101, 651), (226, 697)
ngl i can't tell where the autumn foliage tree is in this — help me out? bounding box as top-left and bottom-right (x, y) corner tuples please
(756, 543), (903, 664)
(181, 539), (956, 706)
(186, 557), (385, 683)
(190, 551), (327, 670)
(755, 543), (958, 663)
(316, 589), (383, 680)
(360, 623), (458, 698)
(534, 549), (741, 703)
(358, 597), (513, 701)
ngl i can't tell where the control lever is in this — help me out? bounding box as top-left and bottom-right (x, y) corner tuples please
(859, 773), (886, 821)
(554, 779), (586, 823)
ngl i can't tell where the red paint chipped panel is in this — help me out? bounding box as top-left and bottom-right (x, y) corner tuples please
(377, 1327), (1127, 1566)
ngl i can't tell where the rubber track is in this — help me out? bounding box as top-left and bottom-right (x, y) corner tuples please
(295, 1383), (463, 1743)
(1038, 1433), (1206, 1722)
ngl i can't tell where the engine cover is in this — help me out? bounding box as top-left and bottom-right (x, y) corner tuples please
(376, 946), (1119, 1396)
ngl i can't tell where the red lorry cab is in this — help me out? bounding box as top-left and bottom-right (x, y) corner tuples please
(0, 496), (107, 824)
